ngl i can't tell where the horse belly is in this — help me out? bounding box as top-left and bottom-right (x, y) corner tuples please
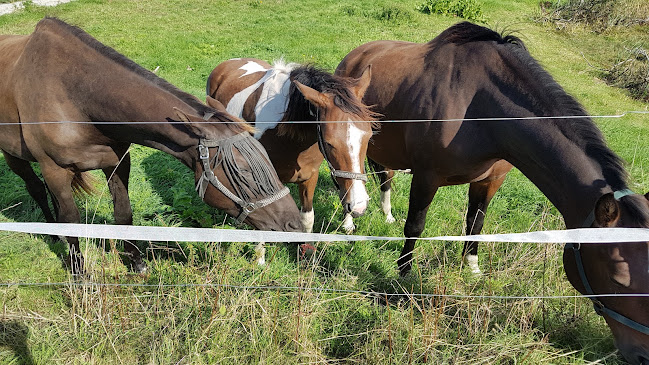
(23, 124), (119, 171)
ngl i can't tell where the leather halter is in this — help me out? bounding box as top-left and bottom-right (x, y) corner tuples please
(195, 132), (290, 225)
(316, 123), (367, 190)
(566, 189), (649, 335)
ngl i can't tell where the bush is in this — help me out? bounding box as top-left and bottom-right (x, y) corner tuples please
(604, 47), (649, 101)
(416, 0), (485, 22)
(539, 0), (649, 32)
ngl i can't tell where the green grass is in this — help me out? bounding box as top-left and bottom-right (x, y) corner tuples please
(0, 0), (648, 363)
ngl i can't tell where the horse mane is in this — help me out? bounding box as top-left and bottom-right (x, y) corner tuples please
(432, 21), (629, 190)
(36, 17), (247, 133)
(277, 63), (380, 140)
(433, 21), (526, 49)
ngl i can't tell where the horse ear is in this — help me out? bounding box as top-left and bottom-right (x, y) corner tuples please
(351, 64), (372, 100)
(206, 95), (227, 113)
(644, 192), (649, 201)
(594, 192), (621, 227)
(293, 80), (327, 109)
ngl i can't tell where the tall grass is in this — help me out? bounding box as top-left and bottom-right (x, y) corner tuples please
(0, 0), (648, 363)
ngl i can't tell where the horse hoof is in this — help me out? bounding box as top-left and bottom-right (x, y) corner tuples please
(131, 260), (148, 274)
(254, 243), (266, 266)
(67, 254), (85, 276)
(464, 255), (482, 276)
(385, 213), (396, 224)
(299, 243), (316, 260)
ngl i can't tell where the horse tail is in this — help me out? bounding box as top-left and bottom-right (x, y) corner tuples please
(71, 171), (97, 198)
(206, 70), (220, 98)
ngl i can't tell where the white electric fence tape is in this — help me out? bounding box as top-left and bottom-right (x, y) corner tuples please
(1, 222), (648, 243)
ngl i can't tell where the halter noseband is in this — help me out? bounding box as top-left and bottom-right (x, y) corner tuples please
(566, 189), (649, 335)
(316, 123), (368, 189)
(196, 132), (290, 224)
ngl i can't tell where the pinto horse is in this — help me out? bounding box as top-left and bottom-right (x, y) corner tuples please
(207, 59), (376, 252)
(0, 18), (302, 274)
(336, 22), (649, 362)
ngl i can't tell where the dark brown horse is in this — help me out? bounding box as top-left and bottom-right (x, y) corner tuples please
(0, 18), (302, 274)
(336, 22), (649, 362)
(207, 58), (376, 262)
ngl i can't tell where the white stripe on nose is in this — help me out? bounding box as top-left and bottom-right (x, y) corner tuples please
(346, 122), (369, 214)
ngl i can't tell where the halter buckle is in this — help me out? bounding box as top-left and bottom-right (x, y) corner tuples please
(592, 299), (605, 316)
(242, 202), (258, 214)
(198, 144), (210, 160)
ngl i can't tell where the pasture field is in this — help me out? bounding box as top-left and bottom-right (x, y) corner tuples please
(0, 0), (648, 363)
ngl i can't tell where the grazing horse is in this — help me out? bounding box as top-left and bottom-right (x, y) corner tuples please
(336, 21), (649, 362)
(206, 58), (377, 261)
(0, 18), (303, 274)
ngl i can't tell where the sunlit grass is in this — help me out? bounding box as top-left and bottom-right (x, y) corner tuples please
(0, 0), (647, 363)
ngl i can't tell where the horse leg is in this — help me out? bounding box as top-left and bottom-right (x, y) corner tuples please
(463, 174), (506, 275)
(2, 151), (55, 223)
(379, 168), (396, 224)
(398, 174), (438, 275)
(102, 149), (145, 273)
(368, 158), (395, 223)
(40, 164), (84, 274)
(295, 175), (318, 260)
(298, 175), (318, 233)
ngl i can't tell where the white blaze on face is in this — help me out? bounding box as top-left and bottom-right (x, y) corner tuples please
(346, 121), (370, 214)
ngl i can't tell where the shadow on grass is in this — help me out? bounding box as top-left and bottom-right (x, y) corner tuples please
(140, 149), (323, 267)
(0, 320), (34, 365)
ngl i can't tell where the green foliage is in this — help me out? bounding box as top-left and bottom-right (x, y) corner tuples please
(169, 185), (214, 227)
(416, 0), (486, 22)
(341, 4), (414, 23)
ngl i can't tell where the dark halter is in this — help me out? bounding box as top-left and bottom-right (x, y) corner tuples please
(195, 131), (290, 225)
(316, 123), (368, 190)
(566, 189), (649, 336)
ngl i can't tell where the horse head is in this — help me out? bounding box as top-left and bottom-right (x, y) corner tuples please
(292, 65), (375, 218)
(564, 192), (649, 364)
(174, 107), (303, 233)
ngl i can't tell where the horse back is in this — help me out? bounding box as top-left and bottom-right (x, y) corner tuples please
(207, 58), (272, 121)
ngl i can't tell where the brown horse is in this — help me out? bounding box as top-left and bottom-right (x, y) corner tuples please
(0, 18), (303, 274)
(336, 22), (649, 362)
(206, 58), (377, 261)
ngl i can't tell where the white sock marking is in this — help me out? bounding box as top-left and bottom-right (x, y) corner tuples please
(300, 209), (315, 233)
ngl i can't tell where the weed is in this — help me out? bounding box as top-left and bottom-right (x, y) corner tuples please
(604, 46), (649, 101)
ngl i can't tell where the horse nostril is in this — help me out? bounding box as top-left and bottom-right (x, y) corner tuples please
(343, 203), (352, 214)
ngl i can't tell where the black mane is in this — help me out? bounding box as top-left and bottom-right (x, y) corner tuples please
(278, 64), (379, 139)
(433, 22), (628, 190)
(37, 18), (239, 125)
(434, 21), (525, 49)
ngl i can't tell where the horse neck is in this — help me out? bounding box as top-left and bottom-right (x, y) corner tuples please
(461, 45), (627, 227)
(505, 121), (615, 226)
(76, 69), (214, 167)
